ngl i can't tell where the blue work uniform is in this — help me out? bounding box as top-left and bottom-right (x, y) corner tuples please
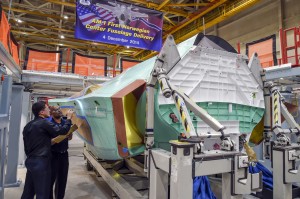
(47, 117), (70, 199)
(21, 117), (71, 199)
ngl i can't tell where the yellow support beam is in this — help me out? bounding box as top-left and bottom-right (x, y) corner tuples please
(138, 51), (157, 61)
(44, 0), (75, 7)
(11, 21), (74, 33)
(165, 0), (227, 37)
(157, 0), (171, 10)
(134, 1), (225, 58)
(2, 6), (75, 21)
(163, 16), (176, 26)
(128, 0), (188, 17)
(174, 0), (261, 43)
(11, 30), (114, 48)
(136, 0), (261, 60)
(13, 30), (139, 56)
(167, 3), (210, 7)
(110, 45), (120, 54)
(16, 38), (93, 50)
(44, 0), (187, 17)
(16, 37), (138, 56)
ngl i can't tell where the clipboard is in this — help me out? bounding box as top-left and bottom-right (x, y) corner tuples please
(52, 124), (78, 144)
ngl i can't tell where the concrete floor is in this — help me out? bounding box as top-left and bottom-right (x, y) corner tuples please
(1, 135), (266, 199)
(4, 135), (299, 199)
(4, 135), (112, 199)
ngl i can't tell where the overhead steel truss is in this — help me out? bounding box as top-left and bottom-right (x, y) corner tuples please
(2, 0), (261, 60)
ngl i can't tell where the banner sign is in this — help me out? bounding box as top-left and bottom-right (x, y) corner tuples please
(75, 0), (163, 51)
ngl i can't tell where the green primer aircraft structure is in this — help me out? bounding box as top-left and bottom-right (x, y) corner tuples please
(49, 34), (265, 160)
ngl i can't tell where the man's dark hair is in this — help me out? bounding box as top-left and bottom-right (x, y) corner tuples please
(32, 101), (46, 118)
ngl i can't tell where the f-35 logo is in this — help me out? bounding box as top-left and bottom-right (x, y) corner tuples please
(79, 0), (91, 6)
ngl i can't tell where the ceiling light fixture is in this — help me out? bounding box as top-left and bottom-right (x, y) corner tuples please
(126, 46), (130, 48)
(16, 19), (23, 23)
(64, 15), (69, 19)
(60, 35), (65, 39)
(58, 43), (63, 46)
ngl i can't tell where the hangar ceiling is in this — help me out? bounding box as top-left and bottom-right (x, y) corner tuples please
(1, 0), (260, 61)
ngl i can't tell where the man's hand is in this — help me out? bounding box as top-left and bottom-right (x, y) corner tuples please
(66, 109), (75, 120)
(68, 134), (73, 140)
(51, 139), (56, 145)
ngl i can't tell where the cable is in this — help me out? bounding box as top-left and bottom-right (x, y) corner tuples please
(7, 0), (12, 21)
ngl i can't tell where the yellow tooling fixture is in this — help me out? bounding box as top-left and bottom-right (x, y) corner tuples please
(123, 93), (143, 148)
(173, 93), (194, 137)
(273, 91), (279, 126)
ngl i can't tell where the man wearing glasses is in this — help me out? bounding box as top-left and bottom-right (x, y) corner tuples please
(21, 101), (74, 199)
(48, 106), (72, 199)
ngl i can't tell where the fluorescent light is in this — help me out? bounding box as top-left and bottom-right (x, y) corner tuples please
(60, 35), (65, 39)
(64, 15), (69, 19)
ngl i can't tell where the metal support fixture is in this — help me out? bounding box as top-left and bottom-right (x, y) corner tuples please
(169, 141), (194, 199)
(148, 149), (170, 199)
(273, 145), (300, 199)
(0, 43), (21, 79)
(0, 76), (12, 114)
(145, 34), (236, 173)
(263, 79), (300, 150)
(0, 76), (12, 199)
(144, 35), (180, 172)
(145, 35), (228, 147)
(83, 148), (148, 199)
(149, 140), (262, 199)
(18, 91), (30, 165)
(5, 84), (25, 187)
(22, 70), (110, 86)
(261, 64), (300, 199)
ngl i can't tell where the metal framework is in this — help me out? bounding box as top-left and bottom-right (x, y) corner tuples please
(0, 42), (21, 79)
(83, 148), (148, 199)
(135, 0), (261, 60)
(1, 0), (261, 59)
(22, 70), (111, 96)
(0, 76), (12, 199)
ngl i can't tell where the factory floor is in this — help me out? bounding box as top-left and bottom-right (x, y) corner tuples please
(4, 135), (112, 199)
(4, 135), (299, 199)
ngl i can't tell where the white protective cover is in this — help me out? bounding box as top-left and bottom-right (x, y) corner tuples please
(158, 39), (264, 109)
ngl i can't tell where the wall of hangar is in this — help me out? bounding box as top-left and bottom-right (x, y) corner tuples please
(205, 0), (300, 60)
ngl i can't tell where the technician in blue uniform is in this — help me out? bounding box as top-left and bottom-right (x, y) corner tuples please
(21, 101), (73, 199)
(48, 106), (72, 199)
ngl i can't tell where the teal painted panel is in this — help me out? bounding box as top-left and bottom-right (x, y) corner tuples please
(77, 97), (121, 160)
(157, 102), (264, 137)
(50, 96), (122, 160)
(135, 88), (264, 152)
(89, 57), (156, 98)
